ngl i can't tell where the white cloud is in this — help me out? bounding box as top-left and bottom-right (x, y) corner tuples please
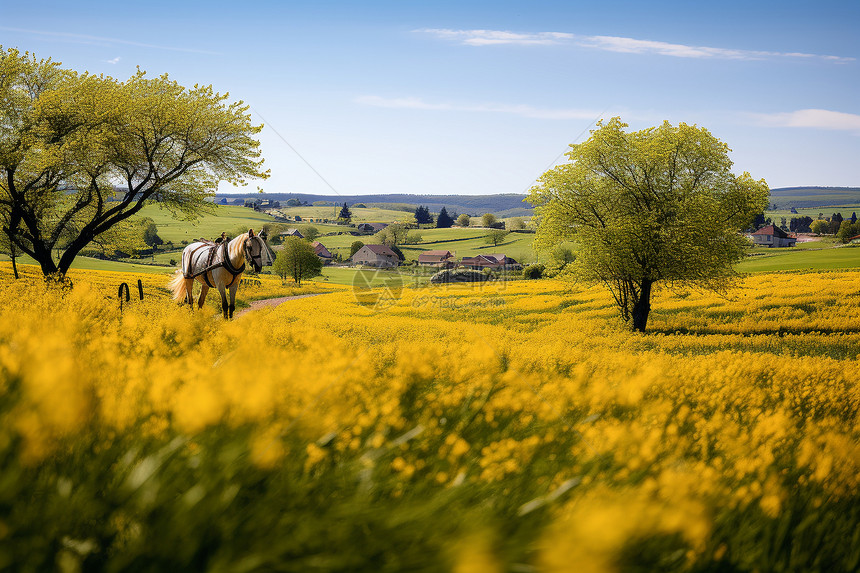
(356, 95), (602, 120)
(417, 28), (573, 46)
(753, 109), (860, 132)
(106, 56), (121, 64)
(416, 28), (854, 62)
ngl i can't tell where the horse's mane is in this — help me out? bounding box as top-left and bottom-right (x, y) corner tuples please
(228, 232), (250, 262)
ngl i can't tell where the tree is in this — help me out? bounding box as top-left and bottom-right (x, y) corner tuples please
(456, 214), (471, 227)
(338, 203), (352, 221)
(810, 219), (828, 235)
(789, 216), (813, 233)
(0, 48), (267, 278)
(527, 117), (768, 332)
(485, 229), (510, 247)
(481, 213), (498, 228)
(509, 217), (526, 230)
(142, 219), (164, 250)
(374, 223), (408, 246)
(829, 213), (844, 234)
(349, 240), (365, 258)
(272, 237), (322, 285)
(436, 207), (454, 228)
(414, 205), (433, 225)
(300, 225), (320, 241)
(836, 220), (860, 243)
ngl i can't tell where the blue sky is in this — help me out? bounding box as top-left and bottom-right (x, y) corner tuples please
(2, 0), (858, 196)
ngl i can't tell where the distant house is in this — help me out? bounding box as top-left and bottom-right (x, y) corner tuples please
(351, 244), (400, 267)
(750, 225), (796, 247)
(279, 228), (304, 239)
(460, 254), (522, 270)
(357, 222), (389, 234)
(418, 250), (456, 267)
(312, 241), (334, 263)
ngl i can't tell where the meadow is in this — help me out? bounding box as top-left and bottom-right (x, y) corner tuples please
(0, 262), (858, 571)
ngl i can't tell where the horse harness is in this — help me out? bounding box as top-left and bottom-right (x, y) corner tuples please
(184, 241), (246, 288)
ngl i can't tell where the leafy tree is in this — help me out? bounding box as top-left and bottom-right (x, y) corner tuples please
(414, 205), (433, 225)
(374, 223), (408, 246)
(789, 216), (813, 233)
(836, 220), (860, 243)
(272, 237), (322, 285)
(509, 217), (526, 230)
(353, 203), (367, 208)
(349, 241), (364, 257)
(404, 231), (423, 244)
(481, 213), (498, 228)
(456, 214), (471, 227)
(810, 219), (828, 235)
(435, 207), (454, 228)
(300, 225), (320, 241)
(851, 212), (857, 224)
(523, 264), (545, 279)
(286, 198), (302, 207)
(485, 229), (510, 247)
(0, 48), (267, 278)
(142, 219), (164, 250)
(338, 203), (352, 221)
(528, 117), (768, 332)
(829, 213), (844, 234)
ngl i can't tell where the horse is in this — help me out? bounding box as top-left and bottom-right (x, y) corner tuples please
(168, 229), (274, 318)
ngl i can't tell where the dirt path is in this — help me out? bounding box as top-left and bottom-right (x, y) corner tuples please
(236, 293), (327, 317)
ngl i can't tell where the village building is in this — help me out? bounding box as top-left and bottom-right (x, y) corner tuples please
(750, 225), (796, 247)
(460, 254), (522, 270)
(351, 244), (400, 268)
(417, 250), (456, 268)
(312, 241), (334, 264)
(357, 222), (389, 234)
(279, 228), (304, 239)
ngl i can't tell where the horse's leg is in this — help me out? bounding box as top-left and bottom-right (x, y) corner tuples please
(228, 277), (240, 318)
(217, 283), (229, 319)
(185, 278), (195, 308)
(198, 283), (209, 309)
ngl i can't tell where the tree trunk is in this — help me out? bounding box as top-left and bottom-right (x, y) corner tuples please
(631, 279), (653, 333)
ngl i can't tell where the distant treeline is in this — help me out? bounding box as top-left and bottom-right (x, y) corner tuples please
(213, 193), (533, 217)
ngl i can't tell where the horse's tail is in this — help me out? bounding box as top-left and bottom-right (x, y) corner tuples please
(168, 269), (188, 302)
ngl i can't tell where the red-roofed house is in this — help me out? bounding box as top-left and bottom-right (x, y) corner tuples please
(418, 250), (456, 267)
(750, 225), (796, 247)
(460, 254), (522, 270)
(351, 244), (400, 267)
(312, 241), (334, 264)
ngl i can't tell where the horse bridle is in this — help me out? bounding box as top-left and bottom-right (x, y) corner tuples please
(245, 237), (264, 272)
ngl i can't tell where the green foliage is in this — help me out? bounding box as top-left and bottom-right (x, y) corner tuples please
(338, 203), (352, 221)
(374, 223), (408, 247)
(508, 217), (526, 230)
(272, 237), (322, 285)
(810, 220), (829, 235)
(485, 229), (510, 247)
(528, 117), (769, 332)
(435, 207), (454, 228)
(142, 219), (163, 248)
(300, 225), (320, 241)
(836, 220), (860, 243)
(522, 263), (545, 279)
(403, 232), (423, 245)
(349, 241), (365, 258)
(481, 213), (497, 228)
(414, 205), (433, 225)
(0, 47), (267, 278)
(456, 213), (471, 227)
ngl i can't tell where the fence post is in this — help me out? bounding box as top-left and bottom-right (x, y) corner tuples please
(118, 282), (130, 312)
(137, 279), (144, 300)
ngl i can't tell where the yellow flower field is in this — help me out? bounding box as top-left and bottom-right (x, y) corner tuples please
(0, 264), (858, 571)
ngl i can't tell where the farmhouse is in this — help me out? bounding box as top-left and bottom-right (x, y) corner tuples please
(351, 244), (400, 267)
(460, 254), (522, 270)
(312, 241), (334, 263)
(417, 250), (456, 268)
(750, 225), (796, 247)
(357, 222), (389, 234)
(280, 228), (304, 239)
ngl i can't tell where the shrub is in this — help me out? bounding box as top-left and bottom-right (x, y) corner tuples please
(429, 269), (490, 283)
(523, 264), (545, 279)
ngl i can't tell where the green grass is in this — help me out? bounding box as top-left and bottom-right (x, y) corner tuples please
(737, 245), (860, 272)
(138, 203), (278, 244)
(765, 204), (860, 221)
(0, 253), (175, 275)
(273, 206), (416, 224)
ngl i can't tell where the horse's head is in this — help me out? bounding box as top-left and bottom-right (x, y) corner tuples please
(244, 229), (265, 272)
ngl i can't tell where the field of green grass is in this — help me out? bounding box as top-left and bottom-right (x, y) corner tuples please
(272, 206), (415, 224)
(737, 244), (860, 272)
(765, 204), (860, 221)
(137, 204), (278, 244)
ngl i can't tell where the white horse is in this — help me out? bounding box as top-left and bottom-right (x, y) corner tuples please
(169, 229), (273, 318)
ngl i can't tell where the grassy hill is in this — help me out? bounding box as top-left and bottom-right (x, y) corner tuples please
(768, 187), (860, 209)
